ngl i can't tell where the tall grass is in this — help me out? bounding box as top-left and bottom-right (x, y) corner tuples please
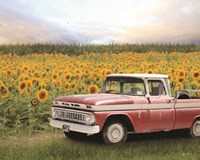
(0, 43), (200, 55)
(0, 130), (200, 160)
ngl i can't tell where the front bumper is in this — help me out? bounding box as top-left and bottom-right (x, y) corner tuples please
(49, 118), (100, 135)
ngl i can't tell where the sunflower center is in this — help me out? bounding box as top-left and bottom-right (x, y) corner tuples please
(20, 83), (26, 90)
(90, 87), (96, 94)
(65, 85), (69, 89)
(39, 92), (46, 99)
(179, 72), (184, 77)
(194, 73), (199, 78)
(65, 75), (70, 80)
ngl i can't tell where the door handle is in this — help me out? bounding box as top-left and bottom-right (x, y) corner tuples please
(166, 98), (174, 103)
(166, 99), (172, 103)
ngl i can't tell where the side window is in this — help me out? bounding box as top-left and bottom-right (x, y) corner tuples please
(148, 80), (166, 96)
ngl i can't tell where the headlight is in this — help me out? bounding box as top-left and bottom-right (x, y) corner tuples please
(84, 114), (95, 126)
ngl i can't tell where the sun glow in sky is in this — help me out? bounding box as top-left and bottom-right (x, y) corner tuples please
(0, 0), (200, 44)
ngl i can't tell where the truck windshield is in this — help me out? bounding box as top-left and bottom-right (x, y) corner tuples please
(100, 77), (146, 96)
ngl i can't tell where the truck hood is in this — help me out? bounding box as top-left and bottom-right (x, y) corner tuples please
(54, 93), (134, 105)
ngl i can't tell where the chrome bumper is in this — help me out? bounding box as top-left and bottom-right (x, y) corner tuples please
(49, 118), (100, 135)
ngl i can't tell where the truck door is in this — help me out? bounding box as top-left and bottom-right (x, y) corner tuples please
(144, 79), (175, 132)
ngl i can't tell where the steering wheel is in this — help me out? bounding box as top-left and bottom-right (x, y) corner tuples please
(105, 89), (120, 94)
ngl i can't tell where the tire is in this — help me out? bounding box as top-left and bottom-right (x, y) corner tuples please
(190, 120), (200, 138)
(102, 121), (127, 144)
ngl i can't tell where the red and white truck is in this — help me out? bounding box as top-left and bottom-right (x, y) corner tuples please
(50, 74), (200, 144)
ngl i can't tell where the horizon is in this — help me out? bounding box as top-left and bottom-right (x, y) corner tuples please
(0, 0), (200, 44)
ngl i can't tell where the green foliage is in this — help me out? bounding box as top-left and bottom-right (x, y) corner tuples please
(0, 97), (51, 136)
(0, 43), (200, 55)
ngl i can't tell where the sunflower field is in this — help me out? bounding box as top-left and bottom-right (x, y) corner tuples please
(0, 51), (200, 135)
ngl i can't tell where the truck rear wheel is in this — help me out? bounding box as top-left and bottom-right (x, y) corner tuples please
(102, 121), (127, 144)
(190, 120), (200, 138)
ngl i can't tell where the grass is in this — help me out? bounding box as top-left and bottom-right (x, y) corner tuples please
(0, 43), (200, 55)
(0, 130), (200, 160)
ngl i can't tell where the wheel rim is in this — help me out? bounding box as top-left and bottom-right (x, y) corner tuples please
(107, 123), (124, 143)
(193, 121), (200, 136)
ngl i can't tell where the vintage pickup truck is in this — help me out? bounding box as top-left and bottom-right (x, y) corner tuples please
(50, 74), (200, 144)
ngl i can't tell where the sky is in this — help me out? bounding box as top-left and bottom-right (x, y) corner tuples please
(0, 0), (200, 44)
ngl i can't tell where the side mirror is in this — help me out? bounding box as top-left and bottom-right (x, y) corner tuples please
(145, 94), (150, 99)
(145, 94), (151, 103)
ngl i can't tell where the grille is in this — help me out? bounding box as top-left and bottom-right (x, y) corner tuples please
(54, 109), (85, 124)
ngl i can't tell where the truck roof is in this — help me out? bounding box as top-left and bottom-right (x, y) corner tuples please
(106, 74), (168, 79)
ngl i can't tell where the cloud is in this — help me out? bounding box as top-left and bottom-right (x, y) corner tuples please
(0, 1), (87, 44)
(110, 0), (200, 43)
(116, 19), (200, 44)
(0, 0), (200, 44)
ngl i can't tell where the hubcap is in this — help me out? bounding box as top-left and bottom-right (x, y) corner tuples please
(193, 121), (200, 136)
(107, 123), (124, 143)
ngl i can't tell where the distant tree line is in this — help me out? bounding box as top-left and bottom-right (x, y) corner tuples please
(0, 43), (200, 55)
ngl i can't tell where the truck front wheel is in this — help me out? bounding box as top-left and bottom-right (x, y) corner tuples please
(102, 121), (127, 144)
(190, 120), (200, 138)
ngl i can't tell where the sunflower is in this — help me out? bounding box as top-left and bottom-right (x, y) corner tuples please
(175, 83), (183, 90)
(46, 85), (51, 91)
(81, 85), (86, 92)
(33, 71), (40, 78)
(168, 68), (175, 74)
(63, 73), (71, 81)
(191, 81), (199, 89)
(105, 70), (112, 76)
(184, 59), (190, 64)
(85, 69), (90, 75)
(191, 71), (200, 80)
(54, 80), (62, 89)
(101, 69), (106, 77)
(88, 85), (99, 94)
(64, 82), (70, 91)
(178, 77), (185, 83)
(177, 69), (187, 78)
(23, 65), (29, 72)
(37, 89), (49, 102)
(31, 78), (38, 86)
(70, 82), (77, 90)
(18, 81), (27, 94)
(75, 69), (81, 74)
(31, 98), (39, 106)
(85, 79), (91, 85)
(6, 70), (11, 75)
(75, 74), (80, 80)
(23, 74), (29, 81)
(147, 69), (153, 74)
(45, 67), (51, 72)
(27, 80), (33, 88)
(0, 86), (9, 98)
